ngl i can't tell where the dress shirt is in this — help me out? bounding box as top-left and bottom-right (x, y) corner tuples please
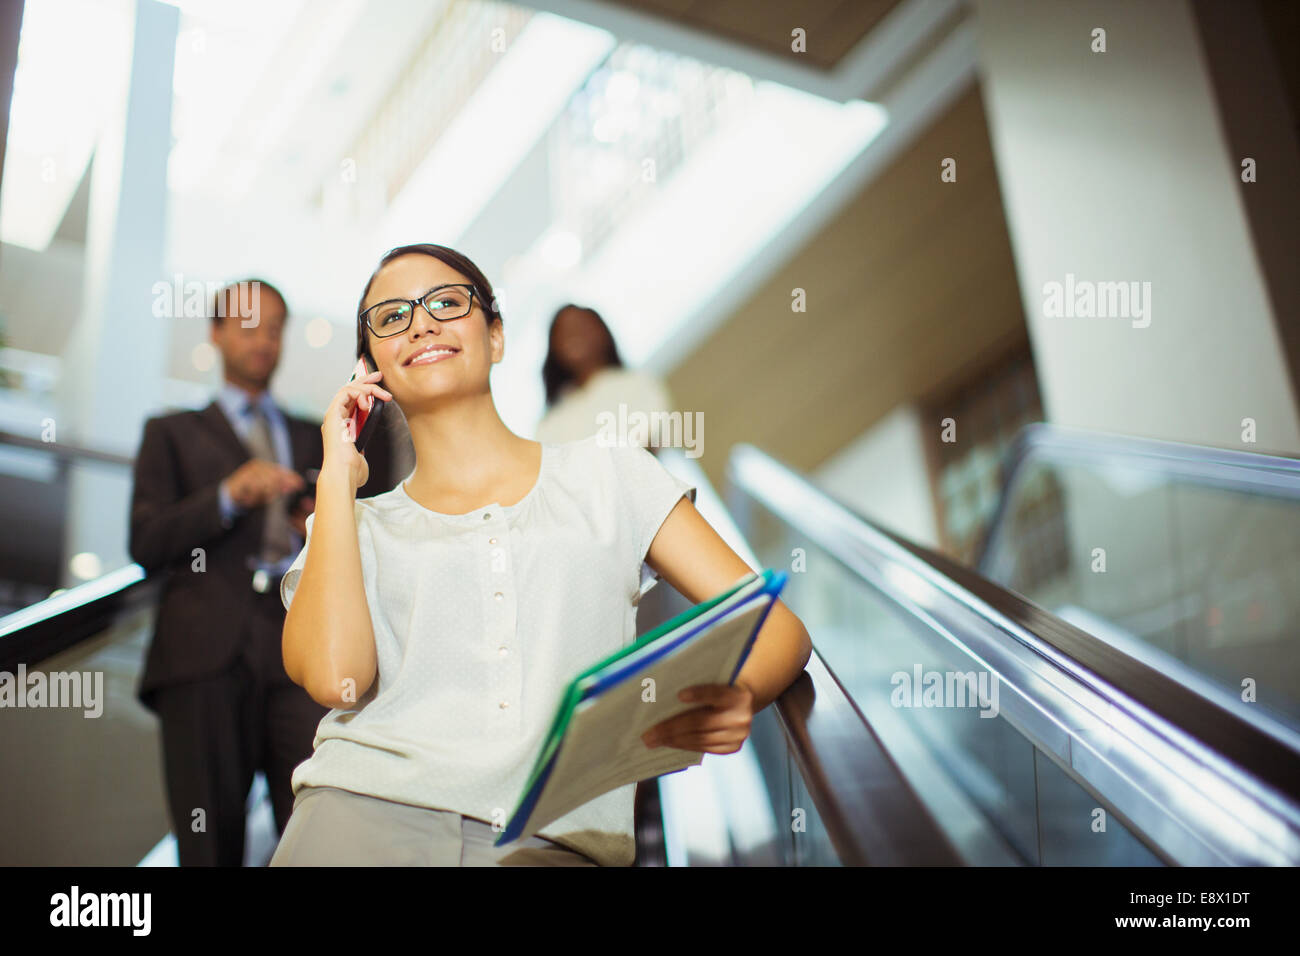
(215, 382), (302, 577)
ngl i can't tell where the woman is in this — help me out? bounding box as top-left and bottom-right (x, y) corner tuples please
(270, 243), (811, 867)
(536, 304), (674, 447)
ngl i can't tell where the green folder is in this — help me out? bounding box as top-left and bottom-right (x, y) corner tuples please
(496, 568), (787, 845)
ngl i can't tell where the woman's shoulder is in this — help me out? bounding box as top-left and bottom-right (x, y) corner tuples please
(545, 434), (609, 472)
(544, 435), (667, 493)
(355, 479), (422, 524)
(302, 484), (408, 535)
(545, 433), (647, 464)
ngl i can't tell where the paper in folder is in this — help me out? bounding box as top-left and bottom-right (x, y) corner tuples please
(495, 568), (788, 846)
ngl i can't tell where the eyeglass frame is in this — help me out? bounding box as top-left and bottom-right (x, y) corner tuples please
(357, 283), (487, 338)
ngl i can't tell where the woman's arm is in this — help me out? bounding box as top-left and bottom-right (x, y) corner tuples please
(282, 469), (378, 709)
(645, 497), (812, 715)
(282, 371), (389, 710)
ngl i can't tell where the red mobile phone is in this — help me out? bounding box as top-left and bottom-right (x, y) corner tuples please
(347, 354), (387, 454)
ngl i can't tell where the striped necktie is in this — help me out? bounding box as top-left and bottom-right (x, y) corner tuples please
(243, 400), (294, 564)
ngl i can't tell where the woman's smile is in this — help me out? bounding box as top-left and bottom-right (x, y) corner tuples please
(404, 344), (461, 367)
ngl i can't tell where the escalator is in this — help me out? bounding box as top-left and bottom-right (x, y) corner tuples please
(2, 425), (1297, 866)
(651, 427), (1300, 866)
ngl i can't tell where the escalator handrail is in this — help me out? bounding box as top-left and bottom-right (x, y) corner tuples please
(978, 422), (1300, 572)
(0, 565), (158, 671)
(1001, 422), (1300, 476)
(0, 428), (136, 467)
(775, 651), (963, 865)
(659, 448), (961, 865)
(725, 442), (1300, 838)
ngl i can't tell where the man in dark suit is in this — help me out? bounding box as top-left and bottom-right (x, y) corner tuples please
(128, 279), (332, 866)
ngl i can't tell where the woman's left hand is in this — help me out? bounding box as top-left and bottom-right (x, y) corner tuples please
(641, 683), (756, 755)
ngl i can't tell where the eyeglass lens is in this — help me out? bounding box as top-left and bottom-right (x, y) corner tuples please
(368, 287), (473, 334)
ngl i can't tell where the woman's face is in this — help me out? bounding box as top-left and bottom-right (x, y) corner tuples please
(551, 307), (609, 374)
(360, 254), (503, 409)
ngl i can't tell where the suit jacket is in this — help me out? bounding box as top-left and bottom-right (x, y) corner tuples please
(127, 397), (395, 713)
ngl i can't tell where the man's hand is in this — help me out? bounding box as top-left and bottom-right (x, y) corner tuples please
(288, 495), (315, 538)
(223, 460), (303, 509)
(640, 683), (755, 755)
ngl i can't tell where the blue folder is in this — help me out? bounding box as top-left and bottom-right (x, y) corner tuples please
(496, 568), (787, 846)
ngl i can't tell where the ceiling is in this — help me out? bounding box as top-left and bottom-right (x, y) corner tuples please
(606, 0), (906, 71)
(2, 0), (997, 455)
(665, 80), (1030, 488)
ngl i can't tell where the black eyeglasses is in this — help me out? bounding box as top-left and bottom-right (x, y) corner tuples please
(358, 283), (483, 337)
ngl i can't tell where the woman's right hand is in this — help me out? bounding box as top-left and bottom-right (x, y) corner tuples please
(321, 369), (393, 491)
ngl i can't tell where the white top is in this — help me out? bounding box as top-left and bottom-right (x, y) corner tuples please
(280, 435), (697, 866)
(535, 366), (674, 445)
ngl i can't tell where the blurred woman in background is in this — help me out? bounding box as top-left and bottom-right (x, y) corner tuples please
(536, 304), (675, 450)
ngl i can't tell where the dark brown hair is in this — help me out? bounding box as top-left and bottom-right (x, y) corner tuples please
(210, 278), (288, 327)
(354, 243), (502, 362)
(542, 304), (624, 406)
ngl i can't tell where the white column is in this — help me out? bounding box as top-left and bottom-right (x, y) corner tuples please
(971, 0), (1300, 455)
(57, 0), (178, 586)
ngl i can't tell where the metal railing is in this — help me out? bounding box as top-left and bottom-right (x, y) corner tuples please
(724, 441), (1300, 865)
(657, 446), (960, 865)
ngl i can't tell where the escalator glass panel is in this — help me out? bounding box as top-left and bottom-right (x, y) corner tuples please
(741, 498), (1164, 866)
(983, 452), (1300, 735)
